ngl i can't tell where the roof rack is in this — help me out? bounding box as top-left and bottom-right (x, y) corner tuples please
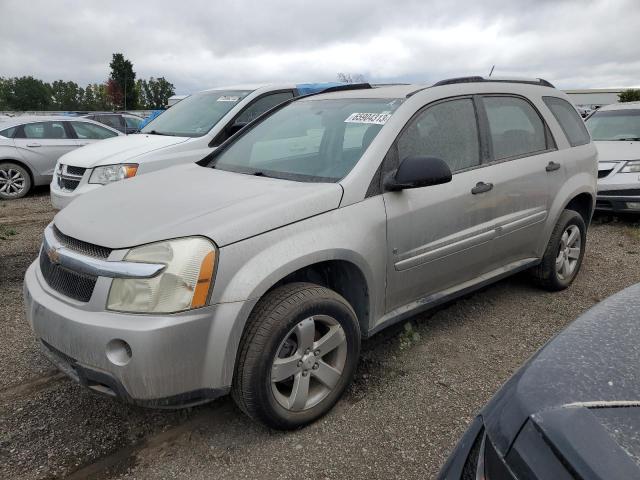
(432, 76), (555, 88)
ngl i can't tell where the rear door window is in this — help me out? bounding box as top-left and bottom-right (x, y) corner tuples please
(71, 122), (119, 139)
(483, 96), (548, 160)
(543, 96), (590, 146)
(97, 115), (124, 130)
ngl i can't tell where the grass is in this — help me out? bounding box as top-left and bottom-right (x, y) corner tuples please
(0, 225), (17, 240)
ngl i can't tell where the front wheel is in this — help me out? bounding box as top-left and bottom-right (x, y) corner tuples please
(532, 209), (587, 291)
(232, 283), (361, 429)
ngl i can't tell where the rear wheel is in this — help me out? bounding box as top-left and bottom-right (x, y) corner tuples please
(0, 162), (31, 199)
(532, 209), (586, 291)
(232, 282), (360, 429)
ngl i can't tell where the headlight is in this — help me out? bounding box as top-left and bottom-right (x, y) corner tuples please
(107, 237), (217, 314)
(620, 160), (640, 173)
(89, 164), (138, 184)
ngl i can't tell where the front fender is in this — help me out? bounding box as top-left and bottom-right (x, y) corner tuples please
(210, 197), (388, 385)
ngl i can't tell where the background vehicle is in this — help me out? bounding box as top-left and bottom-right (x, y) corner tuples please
(83, 112), (145, 134)
(50, 82), (346, 209)
(0, 116), (121, 199)
(25, 78), (597, 430)
(585, 102), (640, 212)
(438, 282), (640, 480)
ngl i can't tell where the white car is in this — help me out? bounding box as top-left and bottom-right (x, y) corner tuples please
(50, 83), (342, 209)
(0, 116), (122, 199)
(585, 101), (640, 212)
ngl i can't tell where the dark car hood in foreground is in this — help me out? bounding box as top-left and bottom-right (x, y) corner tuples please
(483, 283), (640, 473)
(54, 164), (343, 248)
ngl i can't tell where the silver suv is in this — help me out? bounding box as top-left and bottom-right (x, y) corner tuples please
(24, 78), (597, 429)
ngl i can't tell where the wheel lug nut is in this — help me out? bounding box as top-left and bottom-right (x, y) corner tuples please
(302, 371), (308, 376)
(297, 361), (302, 367)
(314, 350), (320, 356)
(313, 363), (319, 370)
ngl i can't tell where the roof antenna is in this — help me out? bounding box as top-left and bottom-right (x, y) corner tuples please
(488, 65), (495, 77)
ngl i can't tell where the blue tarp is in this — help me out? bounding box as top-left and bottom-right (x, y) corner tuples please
(295, 82), (347, 96)
(138, 109), (164, 129)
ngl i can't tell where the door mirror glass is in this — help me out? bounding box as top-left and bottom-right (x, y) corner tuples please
(384, 156), (452, 191)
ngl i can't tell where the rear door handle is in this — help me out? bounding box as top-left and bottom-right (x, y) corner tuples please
(546, 161), (561, 172)
(471, 182), (493, 194)
(26, 142), (41, 147)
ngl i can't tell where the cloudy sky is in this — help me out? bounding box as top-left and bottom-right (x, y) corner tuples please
(1, 0), (638, 94)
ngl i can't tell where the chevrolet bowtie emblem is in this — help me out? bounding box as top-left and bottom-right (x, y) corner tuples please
(47, 246), (61, 264)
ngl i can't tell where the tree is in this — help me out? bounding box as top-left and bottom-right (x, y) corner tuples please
(6, 76), (51, 110)
(50, 80), (83, 110)
(109, 53), (137, 109)
(0, 77), (9, 110)
(619, 89), (640, 103)
(337, 72), (367, 83)
(105, 78), (122, 110)
(138, 76), (175, 109)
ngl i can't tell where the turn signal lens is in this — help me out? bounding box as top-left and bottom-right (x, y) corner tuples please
(192, 251), (215, 308)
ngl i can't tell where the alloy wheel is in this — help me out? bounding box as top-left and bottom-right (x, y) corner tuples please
(271, 315), (347, 412)
(0, 168), (26, 197)
(556, 224), (581, 280)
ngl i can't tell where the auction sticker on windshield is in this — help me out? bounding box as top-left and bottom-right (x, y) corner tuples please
(217, 96), (241, 102)
(344, 112), (392, 125)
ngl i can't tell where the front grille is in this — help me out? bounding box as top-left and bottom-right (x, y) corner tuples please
(56, 164), (86, 192)
(599, 189), (640, 197)
(39, 248), (97, 302)
(66, 165), (86, 176)
(53, 225), (112, 258)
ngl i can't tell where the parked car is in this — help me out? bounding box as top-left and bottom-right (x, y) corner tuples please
(439, 282), (640, 479)
(0, 116), (122, 199)
(50, 83), (345, 209)
(24, 77), (597, 429)
(585, 102), (640, 212)
(83, 113), (145, 134)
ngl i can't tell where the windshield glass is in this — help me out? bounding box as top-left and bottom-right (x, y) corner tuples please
(585, 109), (640, 141)
(211, 98), (403, 182)
(141, 90), (252, 137)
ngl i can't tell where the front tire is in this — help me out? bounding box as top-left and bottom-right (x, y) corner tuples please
(232, 283), (361, 430)
(532, 209), (586, 291)
(0, 162), (31, 199)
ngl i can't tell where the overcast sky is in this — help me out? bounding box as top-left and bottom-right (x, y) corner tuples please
(1, 0), (638, 94)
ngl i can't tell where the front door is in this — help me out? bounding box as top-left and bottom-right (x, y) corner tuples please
(383, 97), (498, 315)
(14, 121), (79, 178)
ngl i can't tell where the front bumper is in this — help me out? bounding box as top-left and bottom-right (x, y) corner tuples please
(50, 180), (102, 210)
(23, 261), (253, 407)
(596, 171), (640, 212)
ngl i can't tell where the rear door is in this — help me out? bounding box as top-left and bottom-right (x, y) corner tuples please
(479, 95), (563, 265)
(13, 121), (78, 178)
(383, 97), (499, 313)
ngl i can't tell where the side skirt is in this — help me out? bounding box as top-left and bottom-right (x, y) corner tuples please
(366, 257), (540, 337)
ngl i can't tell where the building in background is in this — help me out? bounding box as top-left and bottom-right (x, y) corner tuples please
(563, 88), (624, 110)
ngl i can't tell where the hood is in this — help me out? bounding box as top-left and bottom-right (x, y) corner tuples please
(54, 163), (343, 248)
(595, 140), (640, 162)
(59, 134), (191, 168)
(482, 282), (640, 455)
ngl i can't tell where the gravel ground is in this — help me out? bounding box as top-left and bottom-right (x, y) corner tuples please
(1, 193), (639, 479)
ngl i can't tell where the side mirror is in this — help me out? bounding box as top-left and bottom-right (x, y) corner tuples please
(384, 156), (452, 191)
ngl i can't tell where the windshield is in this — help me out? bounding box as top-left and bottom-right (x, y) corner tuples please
(585, 109), (640, 141)
(141, 90), (252, 137)
(211, 98), (403, 182)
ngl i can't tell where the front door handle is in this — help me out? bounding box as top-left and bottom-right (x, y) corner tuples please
(546, 161), (561, 172)
(471, 182), (493, 194)
(26, 142), (41, 147)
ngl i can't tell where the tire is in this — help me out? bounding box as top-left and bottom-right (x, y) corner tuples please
(532, 209), (587, 291)
(0, 162), (31, 200)
(232, 282), (361, 430)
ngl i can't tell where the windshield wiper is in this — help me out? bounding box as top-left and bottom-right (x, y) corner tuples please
(617, 137), (640, 141)
(145, 130), (168, 136)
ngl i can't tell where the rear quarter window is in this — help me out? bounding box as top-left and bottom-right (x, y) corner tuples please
(0, 126), (16, 138)
(543, 96), (590, 147)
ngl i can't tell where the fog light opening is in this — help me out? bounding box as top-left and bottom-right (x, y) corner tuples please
(106, 339), (132, 366)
